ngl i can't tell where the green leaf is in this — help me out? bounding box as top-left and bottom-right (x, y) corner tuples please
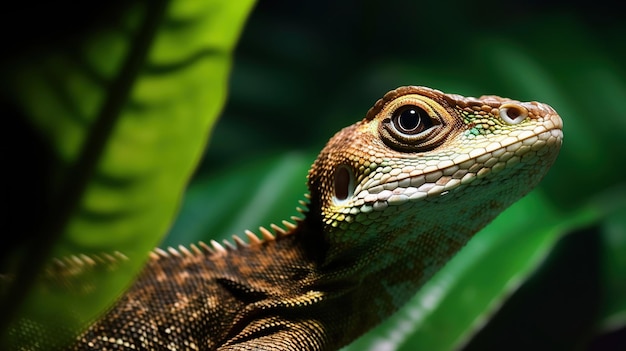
(164, 151), (312, 247)
(1, 0), (255, 348)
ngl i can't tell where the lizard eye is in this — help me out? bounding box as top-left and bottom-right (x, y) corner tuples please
(391, 105), (434, 135)
(378, 99), (453, 153)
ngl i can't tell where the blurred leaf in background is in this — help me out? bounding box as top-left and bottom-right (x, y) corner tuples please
(1, 0), (254, 348)
(169, 0), (626, 350)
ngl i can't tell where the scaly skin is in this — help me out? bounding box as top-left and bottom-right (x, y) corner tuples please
(35, 86), (564, 350)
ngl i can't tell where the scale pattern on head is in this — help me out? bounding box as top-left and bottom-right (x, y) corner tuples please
(307, 86), (562, 261)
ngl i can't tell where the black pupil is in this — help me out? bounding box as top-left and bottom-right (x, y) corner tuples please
(394, 106), (431, 134)
(506, 107), (521, 119)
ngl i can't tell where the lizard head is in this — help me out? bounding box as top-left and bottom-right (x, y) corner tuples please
(306, 86), (562, 273)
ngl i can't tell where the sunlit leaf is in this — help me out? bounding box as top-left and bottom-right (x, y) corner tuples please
(1, 0), (255, 348)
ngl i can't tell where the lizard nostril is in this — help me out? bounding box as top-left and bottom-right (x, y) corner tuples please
(499, 104), (528, 125)
(333, 165), (354, 203)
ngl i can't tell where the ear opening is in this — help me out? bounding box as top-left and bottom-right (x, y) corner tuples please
(333, 164), (354, 204)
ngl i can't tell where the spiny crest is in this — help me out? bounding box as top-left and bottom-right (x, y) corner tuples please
(31, 252), (131, 292)
(45, 252), (129, 278)
(150, 215), (306, 261)
(149, 194), (311, 260)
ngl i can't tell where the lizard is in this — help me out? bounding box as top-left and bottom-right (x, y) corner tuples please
(9, 86), (563, 350)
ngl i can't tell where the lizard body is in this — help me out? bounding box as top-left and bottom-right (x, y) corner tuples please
(15, 86), (563, 350)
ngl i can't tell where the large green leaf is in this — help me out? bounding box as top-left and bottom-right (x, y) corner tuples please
(1, 0), (255, 348)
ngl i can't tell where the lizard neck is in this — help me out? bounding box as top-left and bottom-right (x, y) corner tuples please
(284, 155), (554, 351)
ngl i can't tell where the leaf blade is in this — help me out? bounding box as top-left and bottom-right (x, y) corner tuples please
(1, 0), (256, 348)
